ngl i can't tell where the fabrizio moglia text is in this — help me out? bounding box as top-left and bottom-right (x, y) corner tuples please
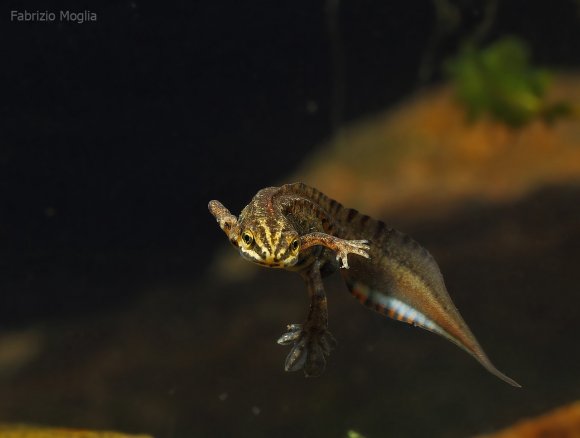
(11, 10), (97, 24)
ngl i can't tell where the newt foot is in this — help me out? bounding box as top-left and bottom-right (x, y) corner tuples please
(336, 239), (370, 269)
(277, 323), (337, 377)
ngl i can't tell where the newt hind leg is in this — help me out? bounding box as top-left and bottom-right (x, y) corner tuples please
(276, 261), (337, 377)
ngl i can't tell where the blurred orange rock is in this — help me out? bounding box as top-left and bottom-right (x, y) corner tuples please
(297, 74), (580, 221)
(0, 425), (152, 438)
(478, 401), (580, 438)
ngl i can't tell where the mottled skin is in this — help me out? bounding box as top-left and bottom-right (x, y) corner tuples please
(209, 182), (520, 386)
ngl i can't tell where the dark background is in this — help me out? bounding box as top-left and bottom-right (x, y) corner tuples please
(2, 2), (580, 436)
(3, 1), (580, 327)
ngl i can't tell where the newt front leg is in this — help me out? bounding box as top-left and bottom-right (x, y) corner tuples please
(300, 232), (370, 269)
(277, 259), (337, 377)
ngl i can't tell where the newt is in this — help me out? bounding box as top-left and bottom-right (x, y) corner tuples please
(208, 182), (520, 387)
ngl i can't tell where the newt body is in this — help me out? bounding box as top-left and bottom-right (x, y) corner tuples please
(209, 182), (520, 387)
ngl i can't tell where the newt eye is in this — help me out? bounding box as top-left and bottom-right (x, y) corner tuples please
(291, 238), (300, 253)
(241, 231), (254, 248)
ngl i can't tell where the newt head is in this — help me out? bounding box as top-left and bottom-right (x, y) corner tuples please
(208, 199), (301, 269)
(236, 218), (301, 268)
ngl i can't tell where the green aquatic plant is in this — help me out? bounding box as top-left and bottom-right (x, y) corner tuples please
(446, 37), (571, 127)
(346, 430), (367, 438)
